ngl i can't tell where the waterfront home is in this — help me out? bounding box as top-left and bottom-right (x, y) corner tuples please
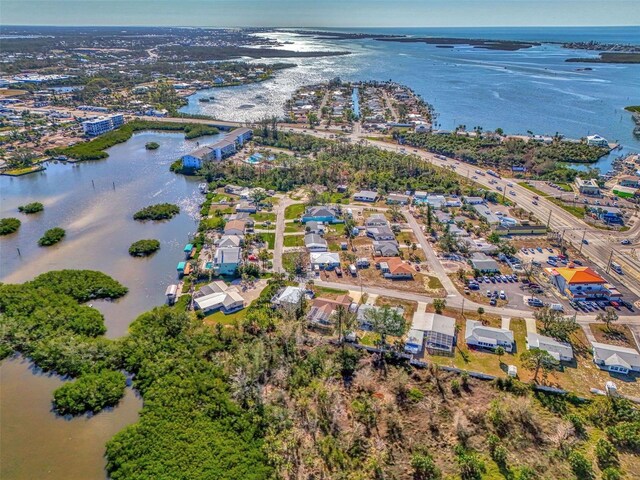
(470, 253), (500, 273)
(184, 243), (195, 259)
(365, 213), (389, 227)
(366, 226), (396, 241)
(272, 286), (305, 307)
(406, 312), (456, 355)
(81, 113), (124, 136)
(217, 235), (243, 248)
(353, 190), (378, 202)
(526, 333), (574, 362)
(310, 252), (341, 270)
(545, 266), (619, 301)
(305, 221), (326, 235)
(307, 294), (353, 329)
(194, 285), (245, 314)
(378, 257), (414, 279)
(386, 193), (411, 205)
(224, 219), (246, 236)
(575, 177), (601, 196)
(213, 247), (242, 275)
(373, 240), (399, 257)
(357, 303), (404, 330)
(586, 134), (609, 147)
(591, 342), (640, 374)
(465, 320), (514, 352)
(305, 233), (328, 252)
(301, 206), (340, 224)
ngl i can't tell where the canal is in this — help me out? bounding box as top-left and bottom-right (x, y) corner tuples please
(0, 129), (223, 479)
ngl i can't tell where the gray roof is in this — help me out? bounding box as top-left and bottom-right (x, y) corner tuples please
(215, 247), (241, 264)
(305, 206), (337, 217)
(373, 241), (399, 256)
(354, 190), (378, 200)
(184, 146), (213, 159)
(527, 333), (574, 361)
(465, 320), (514, 345)
(305, 233), (327, 248)
(592, 342), (640, 369)
(367, 226), (395, 239)
(470, 252), (500, 271)
(411, 312), (456, 337)
(365, 214), (388, 227)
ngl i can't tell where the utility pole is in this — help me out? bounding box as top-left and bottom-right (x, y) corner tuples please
(546, 209), (552, 229)
(461, 297), (465, 318)
(606, 250), (614, 274)
(578, 230), (587, 255)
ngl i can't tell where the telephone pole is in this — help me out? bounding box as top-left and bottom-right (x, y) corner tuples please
(578, 230), (587, 255)
(606, 250), (614, 274)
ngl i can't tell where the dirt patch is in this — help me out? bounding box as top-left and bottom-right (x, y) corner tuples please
(590, 323), (637, 348)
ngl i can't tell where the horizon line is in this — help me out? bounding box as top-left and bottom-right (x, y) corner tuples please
(2, 24), (639, 29)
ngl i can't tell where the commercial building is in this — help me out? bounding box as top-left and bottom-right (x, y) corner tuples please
(545, 266), (620, 301)
(470, 253), (500, 273)
(81, 113), (125, 136)
(181, 127), (253, 168)
(612, 185), (638, 199)
(575, 178), (600, 196)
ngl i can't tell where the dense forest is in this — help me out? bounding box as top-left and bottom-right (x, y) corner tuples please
(1, 270), (639, 478)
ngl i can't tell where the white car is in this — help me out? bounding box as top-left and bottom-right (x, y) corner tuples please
(621, 239), (631, 245)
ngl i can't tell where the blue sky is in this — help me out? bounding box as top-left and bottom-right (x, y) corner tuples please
(2, 0), (639, 27)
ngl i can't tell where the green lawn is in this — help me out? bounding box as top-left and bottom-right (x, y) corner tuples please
(284, 203), (305, 220)
(283, 235), (304, 247)
(316, 286), (348, 295)
(285, 223), (305, 233)
(258, 232), (276, 249)
(427, 275), (443, 290)
(251, 212), (276, 222)
(556, 182), (573, 192)
(204, 308), (247, 326)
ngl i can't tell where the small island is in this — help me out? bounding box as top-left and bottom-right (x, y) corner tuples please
(18, 202), (44, 214)
(0, 217), (21, 235)
(38, 227), (66, 246)
(145, 142), (160, 150)
(133, 203), (180, 221)
(129, 239), (161, 257)
(53, 370), (127, 416)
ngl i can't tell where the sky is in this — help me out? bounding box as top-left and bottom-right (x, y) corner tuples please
(1, 0), (639, 27)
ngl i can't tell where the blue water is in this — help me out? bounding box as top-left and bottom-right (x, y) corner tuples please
(182, 26), (640, 172)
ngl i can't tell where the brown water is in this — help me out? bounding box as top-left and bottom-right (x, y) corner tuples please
(0, 130), (223, 479)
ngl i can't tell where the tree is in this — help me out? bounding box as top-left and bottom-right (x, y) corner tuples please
(597, 307), (619, 333)
(520, 348), (559, 384)
(257, 249), (270, 269)
(426, 203), (433, 230)
(568, 451), (594, 480)
(388, 204), (403, 222)
(495, 346), (505, 365)
(534, 307), (578, 342)
(432, 299), (446, 314)
(365, 305), (406, 348)
(595, 438), (618, 470)
(477, 307), (485, 318)
(411, 450), (442, 480)
(334, 305), (357, 347)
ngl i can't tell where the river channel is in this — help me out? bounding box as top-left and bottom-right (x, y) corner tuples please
(0, 130), (223, 479)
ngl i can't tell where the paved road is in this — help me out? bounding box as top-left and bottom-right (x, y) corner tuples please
(272, 196), (292, 274)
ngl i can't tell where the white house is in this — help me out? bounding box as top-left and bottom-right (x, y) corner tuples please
(353, 190), (378, 202)
(272, 286), (305, 307)
(592, 342), (640, 375)
(586, 134), (609, 147)
(465, 320), (514, 352)
(310, 252), (341, 269)
(526, 333), (574, 362)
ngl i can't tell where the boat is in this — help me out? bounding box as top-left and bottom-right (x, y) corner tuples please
(198, 182), (208, 193)
(198, 98), (210, 103)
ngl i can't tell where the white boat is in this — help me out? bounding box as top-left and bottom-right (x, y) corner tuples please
(198, 183), (208, 194)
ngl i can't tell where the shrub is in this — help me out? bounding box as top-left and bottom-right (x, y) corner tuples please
(38, 227), (65, 246)
(408, 387), (425, 403)
(601, 467), (623, 480)
(595, 438), (618, 470)
(451, 379), (461, 395)
(145, 142), (160, 150)
(18, 202), (44, 214)
(133, 203), (180, 221)
(565, 413), (587, 438)
(568, 451), (593, 480)
(492, 445), (508, 468)
(515, 466), (539, 480)
(607, 421), (640, 452)
(0, 217), (21, 235)
(454, 445), (486, 480)
(129, 239), (161, 257)
(411, 450), (442, 480)
(53, 370), (126, 415)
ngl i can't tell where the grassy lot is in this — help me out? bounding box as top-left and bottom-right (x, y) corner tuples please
(2, 165), (45, 176)
(284, 222), (305, 233)
(315, 286), (349, 296)
(556, 182), (574, 192)
(374, 296), (417, 321)
(285, 203), (305, 220)
(251, 212), (276, 222)
(210, 193), (234, 202)
(209, 205), (233, 215)
(0, 89), (28, 96)
(589, 323), (635, 348)
(427, 275), (443, 290)
(396, 231), (417, 246)
(204, 308), (247, 326)
(283, 235), (304, 247)
(257, 232), (275, 249)
(518, 182), (585, 219)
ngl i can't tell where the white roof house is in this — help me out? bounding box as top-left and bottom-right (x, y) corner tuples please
(592, 342), (640, 374)
(353, 190), (378, 202)
(408, 312), (457, 355)
(305, 233), (328, 252)
(310, 252), (341, 268)
(465, 320), (514, 352)
(272, 286), (305, 306)
(194, 289), (244, 314)
(526, 333), (574, 362)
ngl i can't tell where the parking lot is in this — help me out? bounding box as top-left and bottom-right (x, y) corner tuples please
(466, 273), (534, 311)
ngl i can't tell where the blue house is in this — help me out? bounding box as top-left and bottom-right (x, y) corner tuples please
(301, 206), (341, 224)
(213, 247), (242, 276)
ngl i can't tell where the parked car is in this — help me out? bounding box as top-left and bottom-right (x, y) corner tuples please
(528, 298), (544, 307)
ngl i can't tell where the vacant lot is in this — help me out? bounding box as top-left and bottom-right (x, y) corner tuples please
(284, 203), (305, 220)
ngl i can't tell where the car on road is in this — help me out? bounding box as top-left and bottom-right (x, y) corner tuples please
(573, 259), (583, 265)
(527, 298), (544, 307)
(621, 239), (631, 245)
(532, 200), (538, 205)
(582, 239), (589, 245)
(509, 190), (516, 196)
